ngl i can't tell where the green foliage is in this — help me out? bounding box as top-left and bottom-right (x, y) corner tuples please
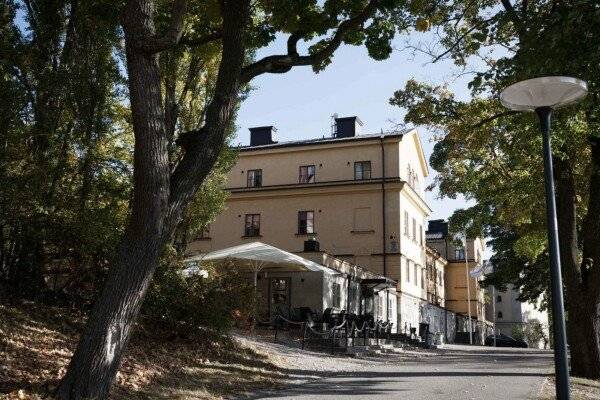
(0, 0), (234, 302)
(250, 0), (414, 72)
(391, 0), (600, 309)
(141, 253), (255, 336)
(512, 319), (547, 348)
(0, 0), (130, 299)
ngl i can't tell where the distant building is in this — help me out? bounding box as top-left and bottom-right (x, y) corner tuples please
(486, 284), (550, 349)
(426, 220), (487, 341)
(425, 246), (446, 307)
(189, 116), (437, 331)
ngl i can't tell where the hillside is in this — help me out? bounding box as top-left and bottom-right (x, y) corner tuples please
(0, 301), (287, 399)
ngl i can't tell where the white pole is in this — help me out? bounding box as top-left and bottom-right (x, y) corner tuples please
(492, 286), (497, 347)
(465, 235), (473, 345)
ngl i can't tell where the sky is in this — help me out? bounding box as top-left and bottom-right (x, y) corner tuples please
(234, 34), (476, 224)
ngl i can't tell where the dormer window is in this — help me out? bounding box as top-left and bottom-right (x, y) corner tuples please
(247, 169), (262, 187)
(299, 165), (315, 183)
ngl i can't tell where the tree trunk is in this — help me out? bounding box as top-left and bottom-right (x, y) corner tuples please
(555, 149), (600, 379)
(568, 294), (600, 378)
(570, 135), (600, 378)
(56, 1), (170, 398)
(56, 1), (251, 398)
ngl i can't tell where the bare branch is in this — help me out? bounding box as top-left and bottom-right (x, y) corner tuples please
(240, 0), (380, 83)
(431, 14), (498, 63)
(471, 110), (519, 128)
(179, 30), (223, 47)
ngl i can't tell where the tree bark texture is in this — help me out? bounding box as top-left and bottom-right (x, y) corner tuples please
(555, 144), (600, 379)
(55, 1), (251, 398)
(54, 0), (390, 396)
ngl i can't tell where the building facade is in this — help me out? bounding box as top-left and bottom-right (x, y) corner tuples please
(189, 116), (433, 331)
(486, 284), (550, 348)
(426, 220), (487, 326)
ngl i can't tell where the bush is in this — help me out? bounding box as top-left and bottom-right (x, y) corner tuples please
(140, 254), (255, 338)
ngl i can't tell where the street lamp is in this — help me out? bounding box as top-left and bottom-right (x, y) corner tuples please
(500, 76), (588, 400)
(463, 234), (473, 345)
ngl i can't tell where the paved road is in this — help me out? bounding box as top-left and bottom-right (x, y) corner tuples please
(250, 345), (554, 400)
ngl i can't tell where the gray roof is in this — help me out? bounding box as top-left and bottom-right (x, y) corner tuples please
(236, 130), (411, 152)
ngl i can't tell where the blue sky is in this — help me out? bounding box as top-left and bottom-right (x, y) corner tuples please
(235, 34), (476, 223)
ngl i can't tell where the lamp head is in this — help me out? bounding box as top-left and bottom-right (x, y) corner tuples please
(500, 76), (588, 112)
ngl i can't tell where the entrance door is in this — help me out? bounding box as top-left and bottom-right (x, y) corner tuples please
(269, 277), (291, 320)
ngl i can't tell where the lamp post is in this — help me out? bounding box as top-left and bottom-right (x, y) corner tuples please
(500, 76), (588, 400)
(463, 235), (473, 344)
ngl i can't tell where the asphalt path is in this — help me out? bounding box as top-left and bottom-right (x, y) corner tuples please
(248, 345), (554, 400)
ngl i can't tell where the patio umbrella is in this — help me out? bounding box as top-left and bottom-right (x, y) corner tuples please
(183, 242), (335, 325)
(183, 241), (334, 282)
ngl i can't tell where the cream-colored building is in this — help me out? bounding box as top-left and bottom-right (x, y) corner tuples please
(486, 284), (549, 348)
(189, 116), (432, 329)
(426, 220), (486, 324)
(425, 246), (447, 307)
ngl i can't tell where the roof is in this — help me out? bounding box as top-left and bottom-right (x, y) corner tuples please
(236, 130), (411, 152)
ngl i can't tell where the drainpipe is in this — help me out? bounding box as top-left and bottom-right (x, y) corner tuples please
(380, 133), (387, 276)
(380, 134), (388, 321)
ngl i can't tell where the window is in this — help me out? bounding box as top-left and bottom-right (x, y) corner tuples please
(406, 260), (411, 282)
(298, 210), (314, 234)
(332, 282), (341, 308)
(497, 295), (502, 303)
(354, 161), (372, 180)
(387, 297), (393, 319)
(414, 263), (418, 286)
(454, 248), (465, 260)
(412, 218), (417, 241)
(244, 214), (260, 236)
(421, 267), (425, 289)
(299, 165), (316, 183)
(404, 211), (409, 236)
(419, 224), (423, 245)
(247, 169), (262, 187)
(497, 311), (503, 319)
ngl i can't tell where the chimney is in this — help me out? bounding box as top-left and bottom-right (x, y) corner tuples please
(334, 116), (363, 138)
(426, 219), (448, 238)
(249, 126), (278, 146)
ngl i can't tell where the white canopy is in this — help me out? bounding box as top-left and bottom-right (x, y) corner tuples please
(183, 241), (335, 276)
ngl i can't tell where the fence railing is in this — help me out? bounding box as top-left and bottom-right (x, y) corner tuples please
(273, 314), (396, 354)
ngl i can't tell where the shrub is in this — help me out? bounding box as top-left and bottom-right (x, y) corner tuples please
(140, 253), (255, 338)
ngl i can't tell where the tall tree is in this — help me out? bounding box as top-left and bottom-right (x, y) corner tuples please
(390, 0), (600, 377)
(0, 0), (130, 299)
(55, 0), (414, 398)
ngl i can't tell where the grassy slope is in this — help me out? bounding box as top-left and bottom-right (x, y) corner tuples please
(0, 301), (286, 399)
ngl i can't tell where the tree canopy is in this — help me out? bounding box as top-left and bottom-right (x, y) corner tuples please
(390, 0), (600, 378)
